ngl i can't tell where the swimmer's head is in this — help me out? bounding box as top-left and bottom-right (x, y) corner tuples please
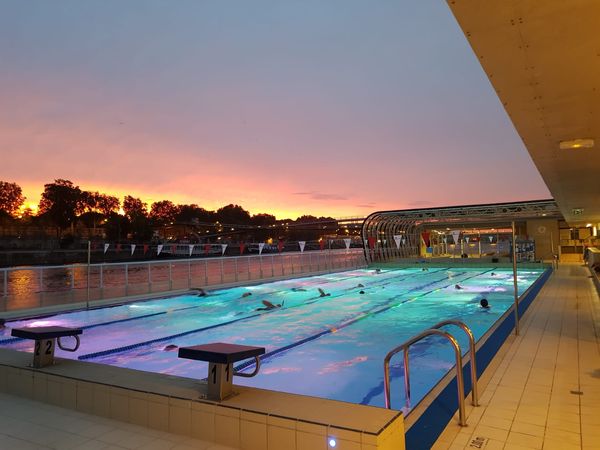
(359, 290), (365, 294)
(480, 298), (489, 308)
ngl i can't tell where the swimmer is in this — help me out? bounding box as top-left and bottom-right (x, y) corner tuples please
(480, 298), (490, 309)
(292, 287), (307, 292)
(196, 288), (208, 297)
(374, 269), (382, 274)
(164, 344), (178, 351)
(455, 284), (463, 290)
(356, 283), (364, 288)
(256, 300), (284, 311)
(421, 268), (429, 272)
(491, 272), (496, 276)
(318, 288), (331, 297)
(359, 290), (365, 294)
(241, 292), (252, 298)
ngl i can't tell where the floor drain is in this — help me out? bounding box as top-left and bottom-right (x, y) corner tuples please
(570, 390), (583, 395)
(469, 436), (489, 448)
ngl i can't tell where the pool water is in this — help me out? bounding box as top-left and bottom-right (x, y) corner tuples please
(0, 267), (545, 410)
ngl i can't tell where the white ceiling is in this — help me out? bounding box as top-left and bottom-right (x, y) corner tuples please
(447, 0), (600, 225)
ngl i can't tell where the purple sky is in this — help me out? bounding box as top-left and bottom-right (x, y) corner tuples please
(0, 1), (549, 218)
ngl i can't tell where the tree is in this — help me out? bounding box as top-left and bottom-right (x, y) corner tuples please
(123, 196), (147, 219)
(95, 194), (120, 217)
(216, 204), (251, 225)
(0, 181), (25, 218)
(123, 196), (152, 241)
(150, 200), (179, 226)
(38, 179), (83, 236)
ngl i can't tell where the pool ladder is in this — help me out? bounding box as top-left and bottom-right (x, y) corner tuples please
(383, 320), (479, 426)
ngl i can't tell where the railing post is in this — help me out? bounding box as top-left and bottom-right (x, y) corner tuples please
(169, 262), (173, 290)
(512, 220), (519, 335)
(234, 257), (239, 282)
(403, 348), (410, 410)
(125, 263), (129, 296)
(281, 254), (285, 276)
(100, 265), (104, 289)
(71, 265), (75, 290)
(188, 260), (192, 288)
(271, 254), (274, 277)
(220, 257), (224, 284)
(148, 263), (152, 293)
(3, 269), (7, 297)
(39, 267), (44, 307)
(204, 259), (208, 285)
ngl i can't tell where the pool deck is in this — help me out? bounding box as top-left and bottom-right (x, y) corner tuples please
(432, 263), (600, 450)
(0, 263), (597, 449)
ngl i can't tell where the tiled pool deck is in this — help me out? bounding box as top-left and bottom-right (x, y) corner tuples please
(0, 263), (597, 449)
(433, 263), (600, 450)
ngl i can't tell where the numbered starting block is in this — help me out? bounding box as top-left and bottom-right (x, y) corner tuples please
(178, 342), (265, 401)
(11, 326), (82, 368)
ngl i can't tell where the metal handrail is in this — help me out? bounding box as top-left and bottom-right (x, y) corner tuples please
(430, 320), (479, 406)
(383, 328), (467, 426)
(233, 356), (261, 378)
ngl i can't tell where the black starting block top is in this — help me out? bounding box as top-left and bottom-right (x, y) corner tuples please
(178, 342), (265, 364)
(11, 326), (83, 340)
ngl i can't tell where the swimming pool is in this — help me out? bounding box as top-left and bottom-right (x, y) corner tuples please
(0, 266), (546, 412)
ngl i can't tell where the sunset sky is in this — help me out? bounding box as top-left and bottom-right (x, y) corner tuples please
(1, 1), (550, 219)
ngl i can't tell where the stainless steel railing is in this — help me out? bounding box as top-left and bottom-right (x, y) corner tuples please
(383, 321), (479, 426)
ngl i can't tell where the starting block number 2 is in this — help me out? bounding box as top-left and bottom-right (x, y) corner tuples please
(35, 339), (54, 356)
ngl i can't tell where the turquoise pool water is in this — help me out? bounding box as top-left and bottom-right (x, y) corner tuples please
(0, 266), (545, 410)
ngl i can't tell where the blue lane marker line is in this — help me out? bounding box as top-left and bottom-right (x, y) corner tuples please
(234, 269), (494, 373)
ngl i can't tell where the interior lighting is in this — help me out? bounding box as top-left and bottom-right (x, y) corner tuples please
(328, 438), (337, 448)
(559, 138), (594, 150)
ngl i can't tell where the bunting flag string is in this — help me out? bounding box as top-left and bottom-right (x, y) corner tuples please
(157, 244), (163, 255)
(319, 240), (326, 251)
(188, 244), (194, 256)
(298, 241), (306, 253)
(393, 235), (402, 249)
(277, 240), (284, 252)
(488, 236), (494, 242)
(464, 236), (470, 244)
(258, 243), (265, 255)
(103, 243), (110, 254)
(221, 244), (227, 255)
(239, 242), (245, 254)
(130, 244), (136, 256)
(421, 232), (431, 247)
(204, 244), (211, 255)
(171, 245), (177, 254)
(115, 243), (121, 253)
(451, 230), (461, 245)
(143, 244), (149, 255)
(367, 236), (376, 250)
(343, 238), (351, 250)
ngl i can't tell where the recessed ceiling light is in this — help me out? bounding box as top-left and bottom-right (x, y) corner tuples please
(559, 138), (594, 150)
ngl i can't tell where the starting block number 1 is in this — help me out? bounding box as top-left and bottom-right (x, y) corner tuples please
(207, 362), (233, 400)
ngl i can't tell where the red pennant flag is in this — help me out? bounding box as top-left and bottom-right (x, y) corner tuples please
(204, 244), (211, 254)
(277, 240), (284, 252)
(367, 237), (376, 249)
(91, 242), (97, 251)
(239, 242), (245, 254)
(319, 240), (326, 251)
(171, 245), (177, 254)
(143, 244), (149, 255)
(421, 232), (431, 247)
(116, 243), (122, 253)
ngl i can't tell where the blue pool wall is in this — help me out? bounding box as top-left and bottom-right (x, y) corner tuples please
(405, 267), (553, 450)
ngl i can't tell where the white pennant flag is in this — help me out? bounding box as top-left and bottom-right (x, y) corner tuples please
(443, 236), (447, 243)
(451, 230), (461, 244)
(393, 235), (402, 249)
(401, 237), (406, 245)
(103, 243), (110, 254)
(221, 244), (227, 255)
(157, 244), (163, 255)
(188, 244), (194, 256)
(299, 241), (306, 252)
(488, 236), (494, 242)
(258, 243), (265, 255)
(343, 238), (351, 250)
(465, 236), (470, 243)
(130, 244), (136, 256)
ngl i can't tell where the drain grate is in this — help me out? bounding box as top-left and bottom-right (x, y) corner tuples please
(469, 436), (489, 448)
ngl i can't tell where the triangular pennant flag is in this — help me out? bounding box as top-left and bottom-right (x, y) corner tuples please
(299, 241), (306, 252)
(401, 237), (406, 245)
(130, 244), (136, 256)
(157, 244), (163, 255)
(221, 244), (227, 255)
(204, 244), (211, 254)
(91, 242), (98, 251)
(239, 242), (245, 254)
(421, 232), (431, 247)
(143, 244), (149, 255)
(188, 244), (194, 256)
(451, 230), (461, 244)
(393, 235), (402, 249)
(367, 236), (376, 249)
(171, 245), (177, 254)
(258, 243), (265, 255)
(319, 240), (326, 251)
(103, 243), (110, 254)
(116, 243), (122, 253)
(464, 236), (470, 243)
(443, 236), (447, 243)
(277, 240), (284, 252)
(343, 238), (351, 250)
(488, 236), (494, 242)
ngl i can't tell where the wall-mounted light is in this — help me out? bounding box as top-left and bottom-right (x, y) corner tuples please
(559, 138), (594, 150)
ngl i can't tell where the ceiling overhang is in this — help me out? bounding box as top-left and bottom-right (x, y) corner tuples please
(447, 0), (600, 226)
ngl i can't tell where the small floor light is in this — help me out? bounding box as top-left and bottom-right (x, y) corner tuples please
(328, 437), (337, 448)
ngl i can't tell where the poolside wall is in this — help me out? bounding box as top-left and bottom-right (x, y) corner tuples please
(404, 267), (553, 450)
(0, 349), (404, 450)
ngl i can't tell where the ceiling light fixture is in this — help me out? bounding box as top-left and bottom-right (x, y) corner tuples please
(559, 138), (594, 150)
